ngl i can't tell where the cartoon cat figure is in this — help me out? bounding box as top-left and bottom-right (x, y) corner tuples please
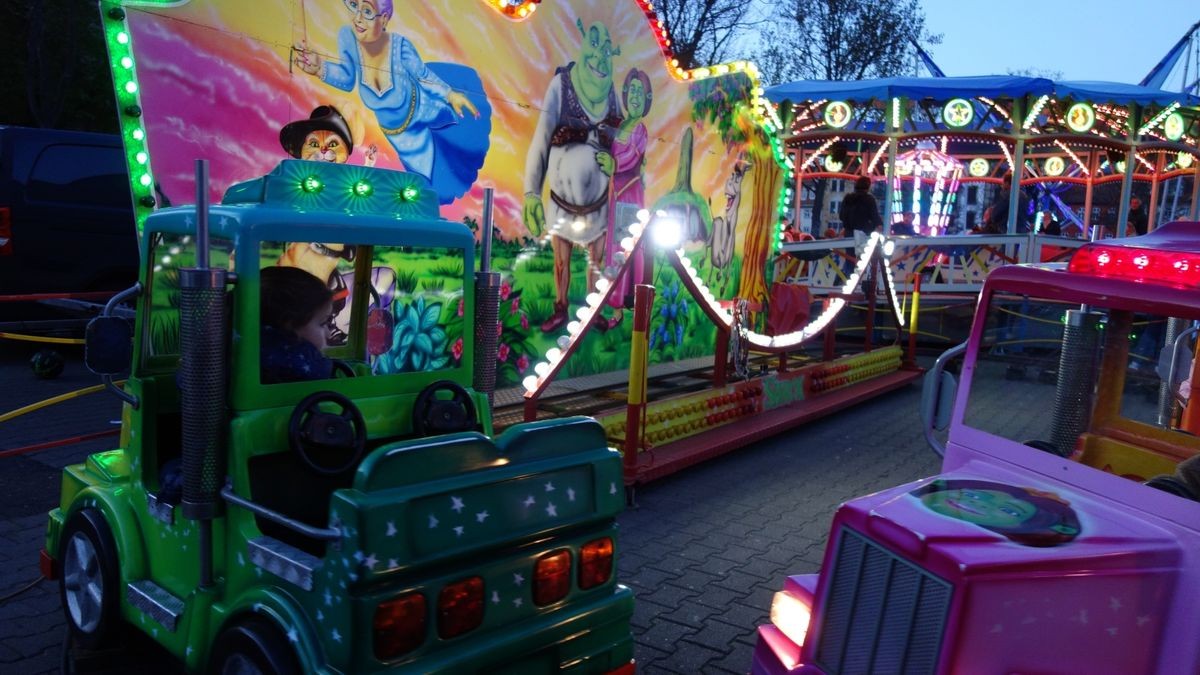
(279, 105), (376, 167)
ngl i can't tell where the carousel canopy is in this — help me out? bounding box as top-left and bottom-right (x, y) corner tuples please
(765, 75), (1200, 107)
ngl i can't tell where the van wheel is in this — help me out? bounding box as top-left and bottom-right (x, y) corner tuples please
(59, 509), (121, 649)
(210, 616), (301, 675)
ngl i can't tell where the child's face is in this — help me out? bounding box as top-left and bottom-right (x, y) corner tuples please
(295, 301), (333, 351)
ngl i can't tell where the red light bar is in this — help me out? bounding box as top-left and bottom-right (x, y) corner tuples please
(1068, 243), (1200, 288)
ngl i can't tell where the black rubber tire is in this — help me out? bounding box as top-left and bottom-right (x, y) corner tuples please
(208, 616), (301, 675)
(58, 508), (122, 650)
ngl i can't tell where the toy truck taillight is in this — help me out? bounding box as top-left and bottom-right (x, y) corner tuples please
(374, 592), (427, 660)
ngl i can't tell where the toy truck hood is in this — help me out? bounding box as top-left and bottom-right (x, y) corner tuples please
(325, 416), (625, 584)
(835, 459), (1180, 577)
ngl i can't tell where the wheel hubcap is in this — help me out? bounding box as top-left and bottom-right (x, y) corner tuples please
(62, 532), (103, 633)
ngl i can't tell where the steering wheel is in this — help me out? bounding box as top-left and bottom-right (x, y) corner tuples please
(288, 391), (366, 475)
(331, 359), (356, 378)
(412, 380), (478, 436)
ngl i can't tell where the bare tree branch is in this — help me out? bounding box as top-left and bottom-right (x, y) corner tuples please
(656, 0), (771, 70)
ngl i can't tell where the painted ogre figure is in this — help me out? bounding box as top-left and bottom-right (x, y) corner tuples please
(523, 18), (623, 332)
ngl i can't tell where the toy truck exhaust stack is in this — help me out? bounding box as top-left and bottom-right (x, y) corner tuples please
(42, 160), (634, 674)
(754, 222), (1200, 674)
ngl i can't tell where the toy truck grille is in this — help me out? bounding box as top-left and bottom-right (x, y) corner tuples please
(814, 528), (953, 675)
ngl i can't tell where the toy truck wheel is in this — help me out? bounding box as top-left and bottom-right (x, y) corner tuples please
(209, 616), (301, 675)
(59, 509), (121, 649)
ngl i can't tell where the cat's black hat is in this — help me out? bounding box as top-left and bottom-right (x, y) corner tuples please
(279, 105), (354, 158)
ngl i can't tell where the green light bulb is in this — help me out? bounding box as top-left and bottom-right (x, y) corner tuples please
(352, 180), (373, 197)
(400, 185), (419, 202)
(132, 128), (144, 141)
(116, 31), (129, 45)
(124, 81), (138, 94)
(301, 175), (323, 193)
(120, 56), (133, 69)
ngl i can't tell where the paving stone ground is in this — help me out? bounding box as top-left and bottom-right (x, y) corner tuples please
(0, 341), (938, 674)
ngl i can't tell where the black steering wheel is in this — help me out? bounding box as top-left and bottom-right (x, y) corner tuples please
(331, 359), (356, 378)
(288, 391), (366, 475)
(412, 380), (478, 436)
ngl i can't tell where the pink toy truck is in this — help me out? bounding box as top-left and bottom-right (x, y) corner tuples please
(753, 222), (1200, 674)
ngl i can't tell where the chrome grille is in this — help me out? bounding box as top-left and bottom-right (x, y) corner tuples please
(815, 528), (952, 675)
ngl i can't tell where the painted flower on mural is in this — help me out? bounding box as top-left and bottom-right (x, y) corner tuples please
(452, 337), (464, 362)
(379, 296), (450, 373)
(650, 279), (690, 351)
(495, 275), (540, 383)
(458, 298), (465, 317)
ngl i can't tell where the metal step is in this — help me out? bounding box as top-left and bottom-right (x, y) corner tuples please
(126, 580), (185, 632)
(248, 536), (323, 591)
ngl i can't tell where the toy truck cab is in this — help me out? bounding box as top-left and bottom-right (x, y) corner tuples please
(754, 222), (1200, 674)
(42, 161), (634, 673)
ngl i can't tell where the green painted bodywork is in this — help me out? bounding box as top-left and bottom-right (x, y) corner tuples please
(45, 161), (632, 673)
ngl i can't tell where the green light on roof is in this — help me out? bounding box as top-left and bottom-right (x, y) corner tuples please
(400, 185), (419, 202)
(352, 180), (373, 197)
(120, 56), (133, 69)
(116, 31), (129, 45)
(301, 175), (324, 193)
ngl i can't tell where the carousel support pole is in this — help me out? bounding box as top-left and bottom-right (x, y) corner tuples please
(1190, 161), (1200, 220)
(907, 272), (922, 366)
(1116, 105), (1142, 237)
(714, 324), (729, 387)
(624, 284), (654, 496)
(1006, 98), (1027, 235)
(823, 298), (836, 361)
(1147, 153), (1165, 231)
(883, 97), (903, 235)
(1083, 151), (1098, 236)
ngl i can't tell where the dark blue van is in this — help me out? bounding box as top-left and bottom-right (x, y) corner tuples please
(0, 127), (138, 296)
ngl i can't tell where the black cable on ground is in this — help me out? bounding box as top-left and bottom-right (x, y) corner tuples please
(0, 576), (44, 604)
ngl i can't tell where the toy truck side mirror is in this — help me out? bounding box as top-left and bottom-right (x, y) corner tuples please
(85, 316), (133, 375)
(921, 342), (967, 456)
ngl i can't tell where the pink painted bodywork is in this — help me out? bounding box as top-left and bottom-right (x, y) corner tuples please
(754, 222), (1200, 675)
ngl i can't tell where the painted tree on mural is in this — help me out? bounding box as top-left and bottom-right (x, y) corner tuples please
(689, 72), (782, 305)
(754, 0), (937, 234)
(653, 0), (769, 70)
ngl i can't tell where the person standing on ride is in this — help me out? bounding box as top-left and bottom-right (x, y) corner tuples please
(838, 176), (882, 254)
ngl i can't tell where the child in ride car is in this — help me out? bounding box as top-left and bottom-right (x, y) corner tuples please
(260, 265), (334, 383)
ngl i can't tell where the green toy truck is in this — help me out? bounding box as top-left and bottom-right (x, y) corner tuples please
(40, 160), (635, 674)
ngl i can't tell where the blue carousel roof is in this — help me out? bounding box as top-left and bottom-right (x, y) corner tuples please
(765, 76), (1199, 107)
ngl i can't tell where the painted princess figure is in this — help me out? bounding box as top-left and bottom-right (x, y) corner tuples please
(603, 68), (653, 329)
(293, 0), (492, 203)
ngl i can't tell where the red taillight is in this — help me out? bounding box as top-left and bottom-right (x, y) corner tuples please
(533, 549), (572, 606)
(437, 576), (484, 639)
(579, 538), (614, 590)
(0, 207), (12, 255)
(1069, 244), (1200, 288)
(373, 592), (426, 660)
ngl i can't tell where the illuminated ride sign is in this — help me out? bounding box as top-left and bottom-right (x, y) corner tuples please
(824, 101), (852, 129)
(942, 98), (973, 128)
(1066, 103), (1095, 133)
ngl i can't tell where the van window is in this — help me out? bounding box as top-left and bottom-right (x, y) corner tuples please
(27, 144), (131, 209)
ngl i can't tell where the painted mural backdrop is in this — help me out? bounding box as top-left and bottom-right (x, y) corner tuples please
(117, 0), (785, 386)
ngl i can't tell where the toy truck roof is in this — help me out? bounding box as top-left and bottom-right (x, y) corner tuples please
(142, 160), (473, 249)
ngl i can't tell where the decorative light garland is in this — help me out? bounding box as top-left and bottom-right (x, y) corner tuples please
(1022, 95), (1049, 130)
(1138, 102), (1181, 137)
(996, 139), (1015, 170)
(866, 142), (890, 175)
(1053, 140), (1089, 175)
(800, 136), (841, 172)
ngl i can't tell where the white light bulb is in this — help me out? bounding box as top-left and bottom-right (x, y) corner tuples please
(557, 335), (571, 349)
(586, 293), (600, 306)
(575, 307), (590, 321)
(534, 362), (550, 377)
(620, 237), (634, 250)
(596, 278), (610, 292)
(523, 376), (539, 392)
(567, 321), (581, 334)
(547, 348), (562, 362)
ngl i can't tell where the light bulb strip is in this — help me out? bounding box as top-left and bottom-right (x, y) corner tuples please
(1052, 140), (1090, 176)
(800, 136), (841, 172)
(101, 2), (156, 234)
(1137, 102), (1181, 137)
(1022, 95), (1049, 131)
(996, 139), (1015, 170)
(666, 233), (905, 354)
(866, 142), (890, 174)
(523, 212), (650, 395)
